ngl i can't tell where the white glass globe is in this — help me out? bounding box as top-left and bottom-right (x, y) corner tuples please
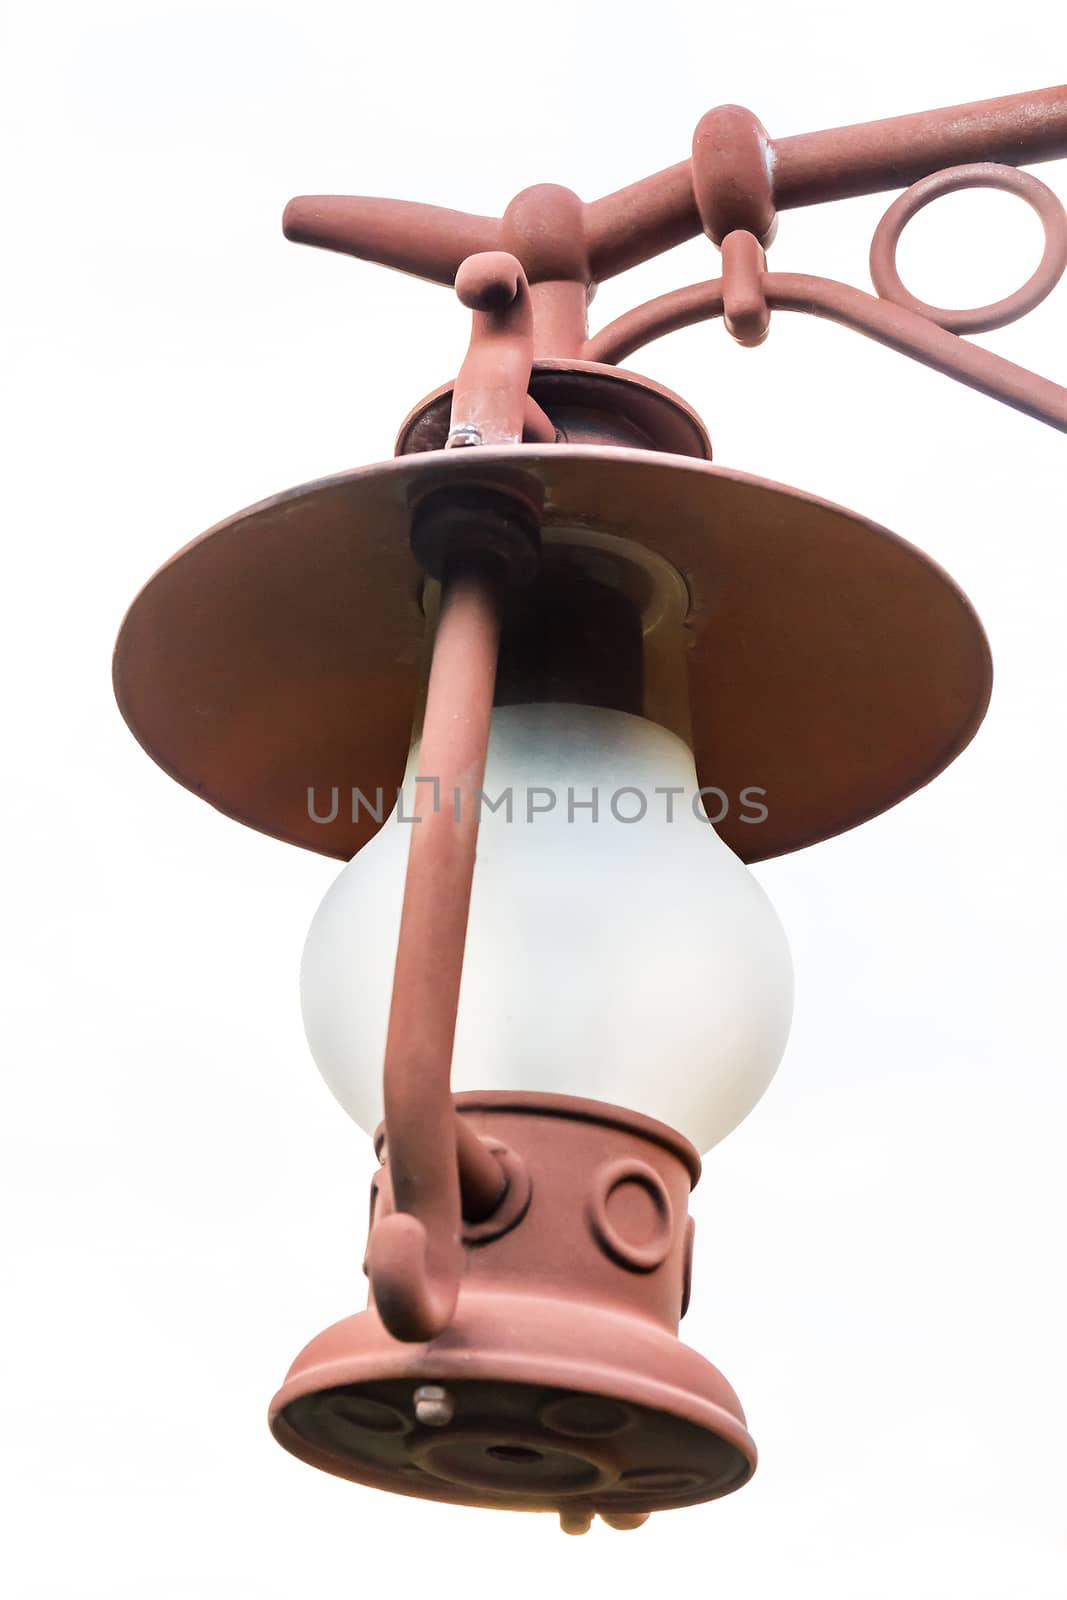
(301, 703), (793, 1154)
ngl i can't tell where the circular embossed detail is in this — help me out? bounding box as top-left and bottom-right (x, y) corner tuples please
(587, 1159), (673, 1273)
(541, 1396), (635, 1438)
(620, 1467), (705, 1496)
(274, 1370), (756, 1513)
(869, 162), (1067, 334)
(330, 1394), (411, 1436)
(409, 1426), (620, 1499)
(461, 1140), (532, 1245)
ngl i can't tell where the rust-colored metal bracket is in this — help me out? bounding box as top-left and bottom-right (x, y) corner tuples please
(447, 253), (554, 447)
(584, 237), (1067, 431)
(284, 85), (1067, 425)
(366, 554), (506, 1342)
(586, 165), (1067, 430)
(366, 259), (544, 1343)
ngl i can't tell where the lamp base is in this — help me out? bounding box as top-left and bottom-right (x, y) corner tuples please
(269, 1093), (756, 1529)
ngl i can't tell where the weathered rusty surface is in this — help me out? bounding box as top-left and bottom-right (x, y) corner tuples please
(283, 87), (1067, 423)
(284, 86), (1067, 298)
(397, 360), (712, 459)
(584, 86), (1067, 272)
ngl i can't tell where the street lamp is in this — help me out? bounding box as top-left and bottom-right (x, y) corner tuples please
(114, 84), (1067, 1533)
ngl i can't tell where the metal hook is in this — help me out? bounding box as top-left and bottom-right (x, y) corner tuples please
(447, 251), (554, 446)
(366, 559), (506, 1343)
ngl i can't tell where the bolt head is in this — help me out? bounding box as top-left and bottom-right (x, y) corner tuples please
(413, 1385), (454, 1427)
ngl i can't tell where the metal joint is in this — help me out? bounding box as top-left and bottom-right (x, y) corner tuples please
(691, 105), (778, 248)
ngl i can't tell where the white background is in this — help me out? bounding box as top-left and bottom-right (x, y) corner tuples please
(2, 2), (1066, 1595)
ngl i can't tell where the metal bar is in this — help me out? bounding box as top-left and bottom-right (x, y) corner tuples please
(774, 85), (1067, 209)
(285, 86), (1067, 304)
(585, 86), (1067, 279)
(367, 558), (503, 1342)
(449, 252), (538, 444)
(456, 1114), (509, 1222)
(771, 272), (1067, 428)
(583, 281), (726, 364)
(583, 272), (1067, 432)
(583, 161), (703, 281)
(282, 195), (497, 284)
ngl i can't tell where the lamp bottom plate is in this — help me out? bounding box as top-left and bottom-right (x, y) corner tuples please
(270, 1289), (755, 1522)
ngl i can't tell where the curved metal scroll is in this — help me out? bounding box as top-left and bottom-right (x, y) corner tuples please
(366, 559), (504, 1343)
(367, 255), (539, 1344)
(583, 165), (1067, 434)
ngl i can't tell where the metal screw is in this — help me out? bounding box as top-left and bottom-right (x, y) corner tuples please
(445, 424), (482, 449)
(413, 1384), (454, 1427)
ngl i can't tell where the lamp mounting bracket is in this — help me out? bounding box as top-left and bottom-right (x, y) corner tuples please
(284, 85), (1067, 432)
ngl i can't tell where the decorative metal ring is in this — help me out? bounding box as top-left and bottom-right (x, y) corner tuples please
(869, 163), (1067, 335)
(409, 1424), (621, 1498)
(587, 1158), (673, 1273)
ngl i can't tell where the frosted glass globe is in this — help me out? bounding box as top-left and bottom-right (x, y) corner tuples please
(301, 704), (793, 1153)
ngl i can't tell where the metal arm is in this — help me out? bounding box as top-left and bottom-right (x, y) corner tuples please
(366, 256), (539, 1344)
(366, 555), (504, 1343)
(282, 84), (1067, 421)
(585, 83), (1067, 268)
(284, 86), (1067, 288)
